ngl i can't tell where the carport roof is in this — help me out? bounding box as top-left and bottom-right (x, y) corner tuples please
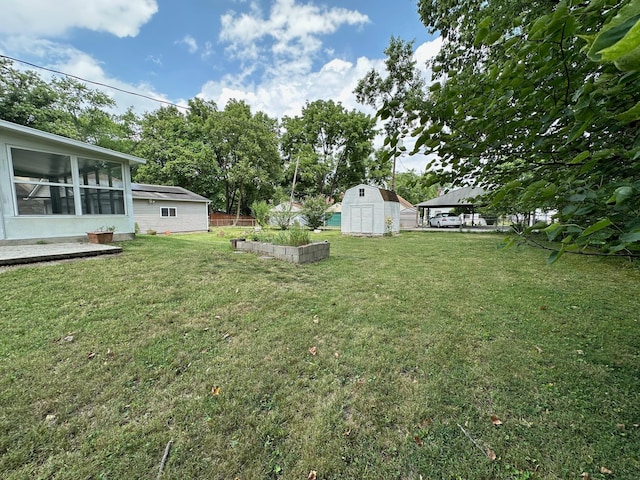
(416, 186), (487, 208)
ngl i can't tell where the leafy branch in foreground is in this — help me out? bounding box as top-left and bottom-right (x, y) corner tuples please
(411, 0), (640, 261)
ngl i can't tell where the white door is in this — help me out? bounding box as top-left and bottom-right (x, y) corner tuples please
(351, 205), (373, 233)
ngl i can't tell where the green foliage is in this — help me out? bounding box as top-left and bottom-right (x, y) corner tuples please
(270, 205), (296, 230)
(393, 170), (440, 204)
(250, 200), (271, 227)
(272, 224), (311, 246)
(281, 100), (376, 200)
(132, 99), (222, 204)
(354, 37), (428, 169)
(301, 195), (333, 230)
(134, 98), (282, 215)
(412, 0), (640, 260)
(0, 58), (134, 149)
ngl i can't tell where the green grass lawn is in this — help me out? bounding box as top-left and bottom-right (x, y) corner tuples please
(1, 230), (638, 479)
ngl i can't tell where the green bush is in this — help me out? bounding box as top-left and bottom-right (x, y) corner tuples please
(271, 205), (296, 230)
(273, 224), (310, 246)
(301, 195), (333, 230)
(250, 200), (271, 227)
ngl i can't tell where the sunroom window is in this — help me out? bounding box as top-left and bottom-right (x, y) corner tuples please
(11, 148), (75, 215)
(10, 147), (125, 216)
(78, 157), (125, 214)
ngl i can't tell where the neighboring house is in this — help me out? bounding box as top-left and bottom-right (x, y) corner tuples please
(325, 202), (341, 227)
(0, 119), (145, 244)
(341, 184), (400, 235)
(270, 202), (307, 228)
(397, 194), (418, 229)
(132, 183), (210, 234)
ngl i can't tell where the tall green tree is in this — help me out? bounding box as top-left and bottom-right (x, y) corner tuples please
(0, 58), (137, 150)
(354, 37), (428, 168)
(394, 170), (440, 205)
(281, 99), (377, 200)
(411, 0), (640, 259)
(133, 99), (221, 203)
(206, 100), (282, 218)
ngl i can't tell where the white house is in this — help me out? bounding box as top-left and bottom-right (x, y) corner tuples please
(0, 120), (145, 244)
(132, 183), (210, 234)
(341, 184), (400, 235)
(397, 194), (418, 229)
(270, 202), (307, 228)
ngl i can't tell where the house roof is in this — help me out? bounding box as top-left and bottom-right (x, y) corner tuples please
(416, 186), (487, 208)
(396, 194), (414, 209)
(131, 183), (210, 203)
(0, 119), (146, 165)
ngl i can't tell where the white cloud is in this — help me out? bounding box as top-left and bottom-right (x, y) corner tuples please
(0, 0), (158, 38)
(220, 0), (369, 71)
(198, 36), (442, 172)
(177, 35), (198, 54)
(1, 38), (184, 115)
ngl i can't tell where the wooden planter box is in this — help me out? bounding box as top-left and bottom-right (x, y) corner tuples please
(87, 231), (114, 244)
(236, 240), (329, 264)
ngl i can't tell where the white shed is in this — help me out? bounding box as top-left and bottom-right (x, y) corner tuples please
(341, 184), (400, 235)
(132, 183), (210, 234)
(0, 119), (145, 244)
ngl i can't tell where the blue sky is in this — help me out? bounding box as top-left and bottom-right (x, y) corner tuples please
(0, 0), (441, 171)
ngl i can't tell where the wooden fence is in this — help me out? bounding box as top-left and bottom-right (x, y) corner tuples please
(209, 213), (256, 227)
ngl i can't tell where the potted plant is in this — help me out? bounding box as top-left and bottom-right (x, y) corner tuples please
(87, 226), (115, 244)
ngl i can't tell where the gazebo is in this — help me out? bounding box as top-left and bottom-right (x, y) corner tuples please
(415, 186), (488, 226)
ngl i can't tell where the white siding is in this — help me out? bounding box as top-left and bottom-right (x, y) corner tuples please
(0, 127), (138, 242)
(341, 184), (400, 235)
(133, 199), (209, 233)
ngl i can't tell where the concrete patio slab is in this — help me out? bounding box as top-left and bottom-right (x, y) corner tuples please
(0, 243), (122, 266)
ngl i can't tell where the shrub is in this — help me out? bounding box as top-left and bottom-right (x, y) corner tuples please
(250, 200), (271, 227)
(271, 205), (296, 230)
(301, 195), (332, 230)
(273, 224), (310, 246)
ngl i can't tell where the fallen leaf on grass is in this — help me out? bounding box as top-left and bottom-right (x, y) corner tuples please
(334, 352), (339, 359)
(211, 386), (220, 396)
(308, 346), (317, 356)
(486, 448), (496, 460)
(616, 423), (625, 430)
(600, 466), (612, 474)
(419, 418), (432, 429)
(413, 436), (423, 446)
(581, 472), (591, 479)
(534, 345), (543, 353)
(343, 429), (351, 436)
(308, 470), (317, 480)
(490, 415), (503, 426)
(87, 352), (96, 360)
(313, 315), (319, 324)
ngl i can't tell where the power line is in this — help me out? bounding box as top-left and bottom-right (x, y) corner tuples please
(0, 54), (189, 111)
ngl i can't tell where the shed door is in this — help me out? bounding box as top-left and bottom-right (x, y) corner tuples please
(351, 205), (373, 233)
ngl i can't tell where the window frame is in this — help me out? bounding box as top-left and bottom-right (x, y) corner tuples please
(8, 145), (126, 217)
(161, 206), (177, 217)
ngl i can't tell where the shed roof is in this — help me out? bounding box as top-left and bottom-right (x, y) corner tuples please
(131, 183), (210, 203)
(416, 186), (487, 208)
(0, 119), (146, 165)
(378, 188), (400, 203)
